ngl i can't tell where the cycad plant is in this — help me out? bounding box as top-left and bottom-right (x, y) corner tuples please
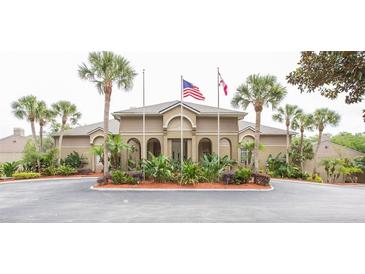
(78, 51), (137, 176)
(232, 74), (287, 171)
(272, 104), (303, 164)
(200, 154), (236, 182)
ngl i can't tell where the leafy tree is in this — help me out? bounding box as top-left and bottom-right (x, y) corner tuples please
(291, 113), (314, 171)
(78, 51), (137, 176)
(11, 95), (39, 146)
(35, 100), (55, 152)
(312, 108), (341, 173)
(272, 104), (302, 164)
(231, 74), (287, 171)
(289, 137), (314, 167)
(52, 101), (81, 165)
(287, 51), (365, 122)
(331, 132), (365, 153)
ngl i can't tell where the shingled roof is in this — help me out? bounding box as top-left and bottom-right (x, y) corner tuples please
(52, 120), (120, 136)
(113, 100), (246, 117)
(239, 120), (296, 135)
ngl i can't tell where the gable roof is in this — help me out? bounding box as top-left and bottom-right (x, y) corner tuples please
(113, 100), (246, 117)
(52, 120), (119, 136)
(239, 120), (296, 135)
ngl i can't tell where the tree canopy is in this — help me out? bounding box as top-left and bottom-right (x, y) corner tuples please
(331, 132), (365, 153)
(287, 51), (365, 121)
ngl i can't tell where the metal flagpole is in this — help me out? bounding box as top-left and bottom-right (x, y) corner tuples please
(142, 69), (146, 181)
(217, 67), (220, 160)
(180, 76), (183, 179)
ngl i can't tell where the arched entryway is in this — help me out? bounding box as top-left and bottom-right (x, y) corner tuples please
(240, 135), (255, 165)
(219, 138), (232, 159)
(198, 138), (212, 160)
(127, 138), (141, 169)
(147, 138), (161, 159)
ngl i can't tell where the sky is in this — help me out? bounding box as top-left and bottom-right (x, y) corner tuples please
(0, 51), (364, 138)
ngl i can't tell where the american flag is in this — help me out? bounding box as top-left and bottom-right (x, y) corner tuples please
(219, 73), (228, 96)
(183, 79), (205, 101)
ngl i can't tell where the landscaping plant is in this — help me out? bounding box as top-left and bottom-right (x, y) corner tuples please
(56, 165), (77, 176)
(111, 170), (138, 185)
(13, 172), (41, 180)
(142, 153), (174, 182)
(2, 161), (19, 177)
(181, 160), (205, 185)
(200, 154), (236, 182)
(63, 151), (87, 169)
(234, 167), (252, 184)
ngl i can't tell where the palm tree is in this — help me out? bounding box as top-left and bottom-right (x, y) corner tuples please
(36, 100), (55, 152)
(52, 101), (81, 165)
(272, 104), (303, 164)
(312, 108), (341, 174)
(240, 140), (264, 167)
(231, 74), (287, 171)
(11, 95), (39, 145)
(78, 51), (137, 176)
(291, 113), (314, 171)
(106, 134), (131, 170)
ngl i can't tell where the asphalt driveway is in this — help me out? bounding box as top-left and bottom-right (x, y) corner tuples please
(0, 178), (365, 222)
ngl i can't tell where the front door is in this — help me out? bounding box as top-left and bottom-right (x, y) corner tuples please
(171, 139), (188, 161)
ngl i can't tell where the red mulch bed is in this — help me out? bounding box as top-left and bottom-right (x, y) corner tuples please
(273, 177), (365, 186)
(97, 181), (271, 190)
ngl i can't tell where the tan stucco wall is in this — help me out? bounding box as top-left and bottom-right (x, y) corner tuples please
(304, 140), (364, 181)
(0, 135), (32, 163)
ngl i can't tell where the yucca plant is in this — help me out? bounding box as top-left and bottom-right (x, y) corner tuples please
(2, 161), (19, 177)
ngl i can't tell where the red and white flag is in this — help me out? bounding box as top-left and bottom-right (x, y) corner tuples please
(219, 74), (228, 96)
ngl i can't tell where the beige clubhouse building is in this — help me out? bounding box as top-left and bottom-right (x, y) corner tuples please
(53, 100), (294, 171)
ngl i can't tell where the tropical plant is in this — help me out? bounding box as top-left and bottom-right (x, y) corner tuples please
(35, 100), (55, 152)
(272, 104), (303, 164)
(106, 134), (131, 170)
(234, 167), (252, 184)
(291, 113), (314, 171)
(287, 51), (365, 122)
(240, 140), (264, 167)
(231, 74), (287, 171)
(56, 165), (77, 176)
(312, 108), (341, 173)
(181, 160), (205, 185)
(289, 137), (314, 167)
(321, 159), (345, 183)
(340, 166), (363, 183)
(142, 153), (174, 182)
(13, 172), (41, 180)
(200, 153), (236, 182)
(11, 95), (39, 146)
(353, 156), (365, 172)
(111, 170), (138, 185)
(78, 51), (137, 176)
(52, 100), (81, 165)
(91, 145), (104, 165)
(41, 166), (58, 176)
(2, 161), (19, 177)
(266, 153), (306, 179)
(63, 151), (87, 169)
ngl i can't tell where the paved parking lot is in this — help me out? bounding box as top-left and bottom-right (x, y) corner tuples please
(0, 178), (365, 222)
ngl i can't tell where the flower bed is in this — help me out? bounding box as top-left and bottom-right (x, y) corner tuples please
(96, 180), (271, 190)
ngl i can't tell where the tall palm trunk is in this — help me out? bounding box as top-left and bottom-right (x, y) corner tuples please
(285, 119), (290, 164)
(57, 123), (65, 166)
(39, 122), (44, 152)
(103, 87), (112, 176)
(313, 127), (323, 174)
(299, 128), (304, 172)
(254, 104), (262, 172)
(30, 119), (37, 145)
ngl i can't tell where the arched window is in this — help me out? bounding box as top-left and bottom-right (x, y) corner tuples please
(147, 138), (161, 159)
(127, 138), (141, 169)
(240, 135), (255, 165)
(198, 138), (212, 160)
(220, 138), (232, 159)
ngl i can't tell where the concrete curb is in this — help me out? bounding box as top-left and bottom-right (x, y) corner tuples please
(90, 184), (274, 192)
(0, 176), (98, 185)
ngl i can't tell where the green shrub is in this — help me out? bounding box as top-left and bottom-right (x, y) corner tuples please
(266, 154), (307, 179)
(181, 160), (205, 185)
(2, 161), (19, 177)
(308, 174), (323, 183)
(340, 166), (363, 183)
(63, 151), (87, 169)
(142, 153), (174, 182)
(111, 170), (138, 185)
(200, 154), (236, 182)
(56, 165), (77, 176)
(13, 172), (41, 180)
(234, 167), (252, 184)
(42, 166), (58, 176)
